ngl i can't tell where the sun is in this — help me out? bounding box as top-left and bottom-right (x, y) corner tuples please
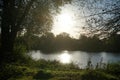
(51, 10), (76, 37)
(56, 13), (74, 32)
(51, 4), (88, 39)
(59, 51), (71, 64)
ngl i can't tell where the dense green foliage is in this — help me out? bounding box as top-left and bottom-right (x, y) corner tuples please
(0, 57), (120, 80)
(22, 32), (120, 53)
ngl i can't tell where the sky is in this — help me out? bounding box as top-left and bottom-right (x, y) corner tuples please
(51, 0), (119, 38)
(51, 1), (87, 38)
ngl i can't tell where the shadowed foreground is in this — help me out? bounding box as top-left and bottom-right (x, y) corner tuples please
(0, 59), (119, 80)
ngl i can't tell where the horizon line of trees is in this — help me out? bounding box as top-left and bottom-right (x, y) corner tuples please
(18, 32), (120, 53)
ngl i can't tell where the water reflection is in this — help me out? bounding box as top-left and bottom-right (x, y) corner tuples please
(29, 50), (120, 68)
(59, 51), (71, 64)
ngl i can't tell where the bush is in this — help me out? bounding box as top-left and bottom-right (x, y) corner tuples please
(33, 70), (53, 79)
(0, 64), (36, 80)
(80, 70), (118, 80)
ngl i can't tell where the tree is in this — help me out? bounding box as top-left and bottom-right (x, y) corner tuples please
(0, 0), (71, 63)
(55, 32), (72, 50)
(0, 0), (36, 63)
(73, 0), (120, 37)
(86, 0), (120, 36)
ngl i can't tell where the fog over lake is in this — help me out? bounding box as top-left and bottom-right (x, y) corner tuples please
(28, 50), (120, 68)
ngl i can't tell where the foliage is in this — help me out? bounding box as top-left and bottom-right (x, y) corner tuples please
(33, 70), (53, 80)
(23, 32), (120, 53)
(0, 64), (36, 80)
(0, 55), (120, 80)
(105, 63), (120, 78)
(0, 0), (120, 79)
(33, 61), (120, 80)
(0, 0), (72, 64)
(80, 70), (118, 80)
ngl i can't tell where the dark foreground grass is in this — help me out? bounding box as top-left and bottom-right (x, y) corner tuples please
(0, 60), (120, 80)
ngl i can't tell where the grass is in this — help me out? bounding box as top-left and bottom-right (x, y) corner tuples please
(0, 60), (120, 80)
(1, 59), (120, 80)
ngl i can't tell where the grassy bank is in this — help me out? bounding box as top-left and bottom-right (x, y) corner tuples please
(0, 59), (120, 80)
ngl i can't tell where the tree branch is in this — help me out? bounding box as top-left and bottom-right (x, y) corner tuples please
(16, 0), (36, 31)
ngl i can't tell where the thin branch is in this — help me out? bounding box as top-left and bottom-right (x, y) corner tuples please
(82, 7), (120, 18)
(16, 0), (36, 30)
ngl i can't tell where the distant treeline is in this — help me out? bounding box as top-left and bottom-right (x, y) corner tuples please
(16, 32), (120, 53)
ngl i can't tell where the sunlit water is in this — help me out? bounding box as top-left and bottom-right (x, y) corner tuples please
(28, 50), (120, 68)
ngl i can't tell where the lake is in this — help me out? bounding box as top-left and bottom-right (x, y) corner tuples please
(28, 50), (120, 68)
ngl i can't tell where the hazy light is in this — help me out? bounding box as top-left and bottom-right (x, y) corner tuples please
(52, 11), (76, 35)
(117, 31), (120, 34)
(51, 4), (83, 39)
(59, 51), (71, 64)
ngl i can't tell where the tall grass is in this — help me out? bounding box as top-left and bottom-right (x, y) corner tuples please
(0, 50), (119, 80)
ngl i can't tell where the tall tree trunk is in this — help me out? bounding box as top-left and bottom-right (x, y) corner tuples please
(0, 0), (35, 64)
(0, 0), (15, 63)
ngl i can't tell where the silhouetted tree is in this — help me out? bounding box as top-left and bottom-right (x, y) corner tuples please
(55, 32), (72, 50)
(0, 0), (36, 63)
(0, 0), (72, 63)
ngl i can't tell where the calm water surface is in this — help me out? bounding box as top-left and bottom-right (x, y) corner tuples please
(29, 50), (120, 68)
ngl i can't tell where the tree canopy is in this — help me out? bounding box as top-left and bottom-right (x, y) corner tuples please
(80, 0), (120, 36)
(0, 0), (72, 63)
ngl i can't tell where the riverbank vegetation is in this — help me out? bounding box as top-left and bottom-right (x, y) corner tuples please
(0, 45), (120, 80)
(21, 32), (120, 53)
(0, 54), (120, 80)
(0, 0), (120, 80)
